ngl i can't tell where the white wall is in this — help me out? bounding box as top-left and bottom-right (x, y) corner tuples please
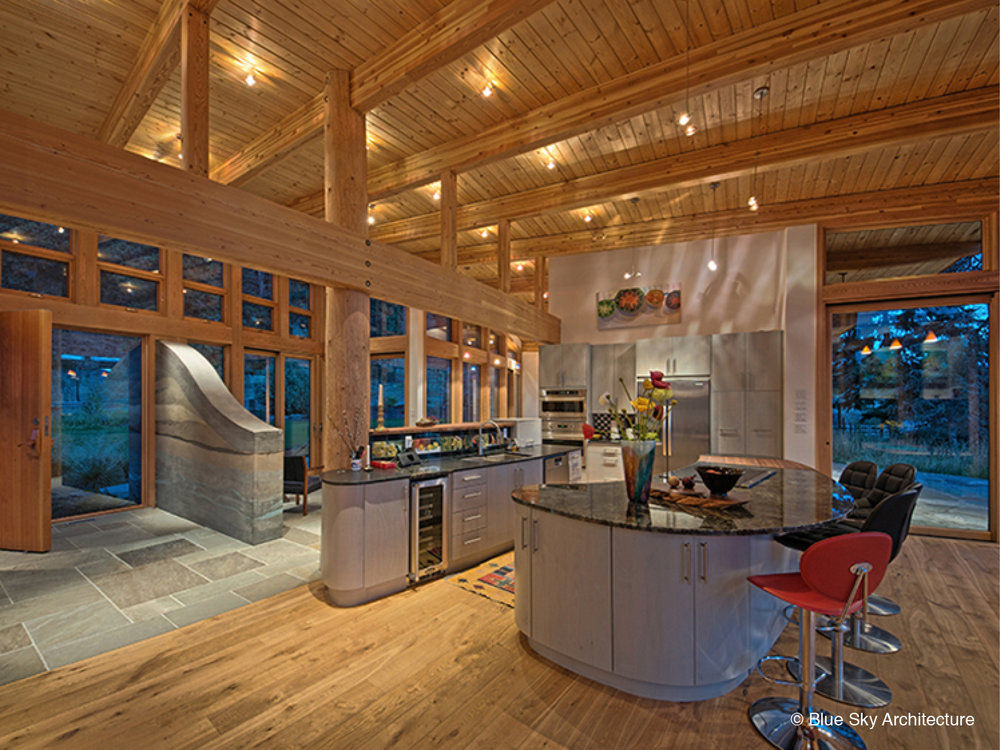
(547, 226), (819, 468)
(521, 350), (539, 418)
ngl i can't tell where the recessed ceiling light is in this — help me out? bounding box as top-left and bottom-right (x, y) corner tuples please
(515, 263), (523, 272)
(546, 160), (556, 170)
(245, 73), (256, 86)
(543, 291), (549, 299)
(584, 214), (592, 223)
(482, 84), (494, 97)
(678, 112), (691, 126)
(368, 215), (376, 225)
(432, 191), (440, 201)
(178, 153), (184, 160)
(707, 259), (718, 272)
(480, 229), (489, 238)
(747, 195), (759, 212)
(684, 124), (696, 137)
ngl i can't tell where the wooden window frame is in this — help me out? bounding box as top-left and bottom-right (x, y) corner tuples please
(0, 236), (74, 302)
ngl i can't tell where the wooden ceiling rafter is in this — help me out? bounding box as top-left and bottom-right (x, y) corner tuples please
(350, 0), (993, 203)
(209, 0), (557, 187)
(366, 88), (999, 244)
(98, 0), (220, 149)
(423, 178), (999, 267)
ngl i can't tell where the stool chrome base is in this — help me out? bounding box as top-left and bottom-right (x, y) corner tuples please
(866, 594), (900, 616)
(749, 697), (868, 750)
(833, 619), (902, 654)
(787, 656), (892, 708)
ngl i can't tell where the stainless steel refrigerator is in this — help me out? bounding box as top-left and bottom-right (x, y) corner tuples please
(635, 377), (710, 476)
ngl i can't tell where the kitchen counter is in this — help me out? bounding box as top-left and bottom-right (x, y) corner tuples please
(512, 461), (850, 701)
(512, 463), (852, 535)
(322, 444), (576, 485)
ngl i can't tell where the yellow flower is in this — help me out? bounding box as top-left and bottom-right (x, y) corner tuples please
(642, 378), (653, 391)
(631, 397), (651, 412)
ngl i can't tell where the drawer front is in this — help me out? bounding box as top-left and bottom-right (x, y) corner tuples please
(453, 505), (487, 535)
(452, 484), (487, 511)
(452, 469), (488, 485)
(453, 528), (487, 559)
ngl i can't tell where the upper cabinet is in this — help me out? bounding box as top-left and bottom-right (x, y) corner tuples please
(589, 343), (635, 412)
(539, 343), (591, 388)
(635, 336), (710, 378)
(711, 331), (783, 392)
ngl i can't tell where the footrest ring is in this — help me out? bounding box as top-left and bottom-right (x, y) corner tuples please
(755, 654), (800, 687)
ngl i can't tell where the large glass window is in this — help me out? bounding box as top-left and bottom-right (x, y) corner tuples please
(1, 251), (68, 297)
(288, 278), (312, 339)
(371, 355), (405, 428)
(462, 363), (481, 422)
(242, 268), (273, 299)
(426, 356), (451, 423)
(426, 313), (452, 341)
(285, 358), (311, 457)
(244, 352), (276, 425)
(184, 289), (223, 321)
(97, 237), (160, 271)
(243, 301), (273, 330)
(51, 329), (143, 519)
(100, 271), (158, 310)
(831, 300), (991, 532)
(371, 298), (407, 337)
(0, 213), (71, 253)
(183, 254), (224, 286)
(489, 366), (500, 418)
(462, 323), (483, 349)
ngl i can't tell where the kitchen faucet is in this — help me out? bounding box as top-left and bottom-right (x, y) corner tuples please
(478, 419), (503, 456)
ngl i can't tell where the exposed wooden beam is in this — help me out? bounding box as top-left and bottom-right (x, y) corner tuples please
(827, 241), (983, 271)
(97, 0), (219, 149)
(323, 71), (367, 233)
(210, 93), (324, 186)
(351, 0), (556, 112)
(425, 179), (1000, 264)
(497, 219), (511, 293)
(361, 0), (991, 199)
(370, 88), (998, 243)
(440, 171), (458, 270)
(533, 256), (545, 311)
(0, 108), (559, 344)
(180, 3), (210, 177)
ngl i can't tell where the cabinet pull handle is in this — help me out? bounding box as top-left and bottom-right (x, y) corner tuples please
(463, 491), (483, 499)
(464, 514), (482, 522)
(682, 542), (690, 582)
(533, 519), (538, 552)
(699, 542), (708, 581)
(520, 516), (527, 548)
(464, 537), (482, 545)
(463, 474), (483, 482)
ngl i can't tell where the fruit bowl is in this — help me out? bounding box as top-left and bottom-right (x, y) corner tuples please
(696, 465), (743, 496)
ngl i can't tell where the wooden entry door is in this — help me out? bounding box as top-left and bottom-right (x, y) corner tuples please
(0, 310), (52, 552)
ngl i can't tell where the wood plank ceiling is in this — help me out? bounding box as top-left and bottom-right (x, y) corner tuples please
(2, 0), (997, 303)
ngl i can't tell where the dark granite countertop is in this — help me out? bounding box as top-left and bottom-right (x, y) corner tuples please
(512, 462), (853, 535)
(322, 444), (577, 485)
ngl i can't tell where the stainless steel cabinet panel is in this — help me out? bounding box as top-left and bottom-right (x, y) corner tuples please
(485, 464), (513, 549)
(746, 391), (782, 458)
(746, 331), (783, 391)
(589, 344), (617, 413)
(612, 527), (695, 684)
(614, 343), (636, 389)
(363, 479), (409, 588)
(670, 334), (711, 376)
(710, 390), (745, 455)
(693, 536), (751, 685)
(539, 345), (561, 388)
(531, 510), (612, 671)
(559, 343), (592, 388)
(634, 337), (673, 377)
(710, 333), (745, 392)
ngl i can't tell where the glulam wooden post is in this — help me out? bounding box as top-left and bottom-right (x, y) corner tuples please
(441, 170), (457, 270)
(180, 2), (209, 176)
(498, 218), (511, 293)
(534, 255), (546, 311)
(323, 69), (371, 470)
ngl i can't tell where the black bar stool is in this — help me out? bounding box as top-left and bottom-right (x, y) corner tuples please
(838, 461), (877, 502)
(748, 532), (892, 750)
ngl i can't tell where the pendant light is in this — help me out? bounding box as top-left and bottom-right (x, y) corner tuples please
(623, 246), (643, 281)
(747, 85), (769, 212)
(707, 181), (720, 272)
(677, 0), (695, 136)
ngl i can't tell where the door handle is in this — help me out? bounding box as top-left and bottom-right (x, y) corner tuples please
(520, 516), (527, 549)
(699, 542), (708, 581)
(533, 519), (538, 552)
(681, 542), (690, 582)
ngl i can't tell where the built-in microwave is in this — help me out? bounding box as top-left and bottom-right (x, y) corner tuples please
(540, 388), (588, 419)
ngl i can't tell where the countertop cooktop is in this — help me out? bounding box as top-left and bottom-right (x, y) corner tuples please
(322, 444), (577, 486)
(512, 463), (853, 535)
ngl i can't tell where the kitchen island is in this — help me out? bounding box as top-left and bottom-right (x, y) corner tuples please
(511, 465), (853, 701)
(320, 445), (579, 606)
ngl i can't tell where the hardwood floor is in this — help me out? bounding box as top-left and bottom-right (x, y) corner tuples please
(0, 536), (995, 749)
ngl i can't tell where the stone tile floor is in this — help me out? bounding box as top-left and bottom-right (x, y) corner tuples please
(0, 496), (322, 685)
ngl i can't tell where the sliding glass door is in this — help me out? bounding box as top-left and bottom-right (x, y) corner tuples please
(830, 297), (993, 534)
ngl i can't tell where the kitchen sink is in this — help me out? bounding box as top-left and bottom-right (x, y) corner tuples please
(460, 453), (517, 462)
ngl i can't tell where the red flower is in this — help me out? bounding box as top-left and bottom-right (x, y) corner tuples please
(649, 371), (670, 389)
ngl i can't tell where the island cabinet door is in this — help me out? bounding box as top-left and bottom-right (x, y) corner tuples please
(513, 504), (533, 636)
(693, 535), (751, 685)
(485, 464), (513, 548)
(531, 511), (612, 671)
(364, 479), (410, 588)
(520, 459), (543, 487)
(612, 527), (695, 685)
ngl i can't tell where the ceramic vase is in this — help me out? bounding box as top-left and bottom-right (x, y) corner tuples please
(621, 439), (657, 505)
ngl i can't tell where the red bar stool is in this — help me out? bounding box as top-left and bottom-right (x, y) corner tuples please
(748, 532), (893, 750)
